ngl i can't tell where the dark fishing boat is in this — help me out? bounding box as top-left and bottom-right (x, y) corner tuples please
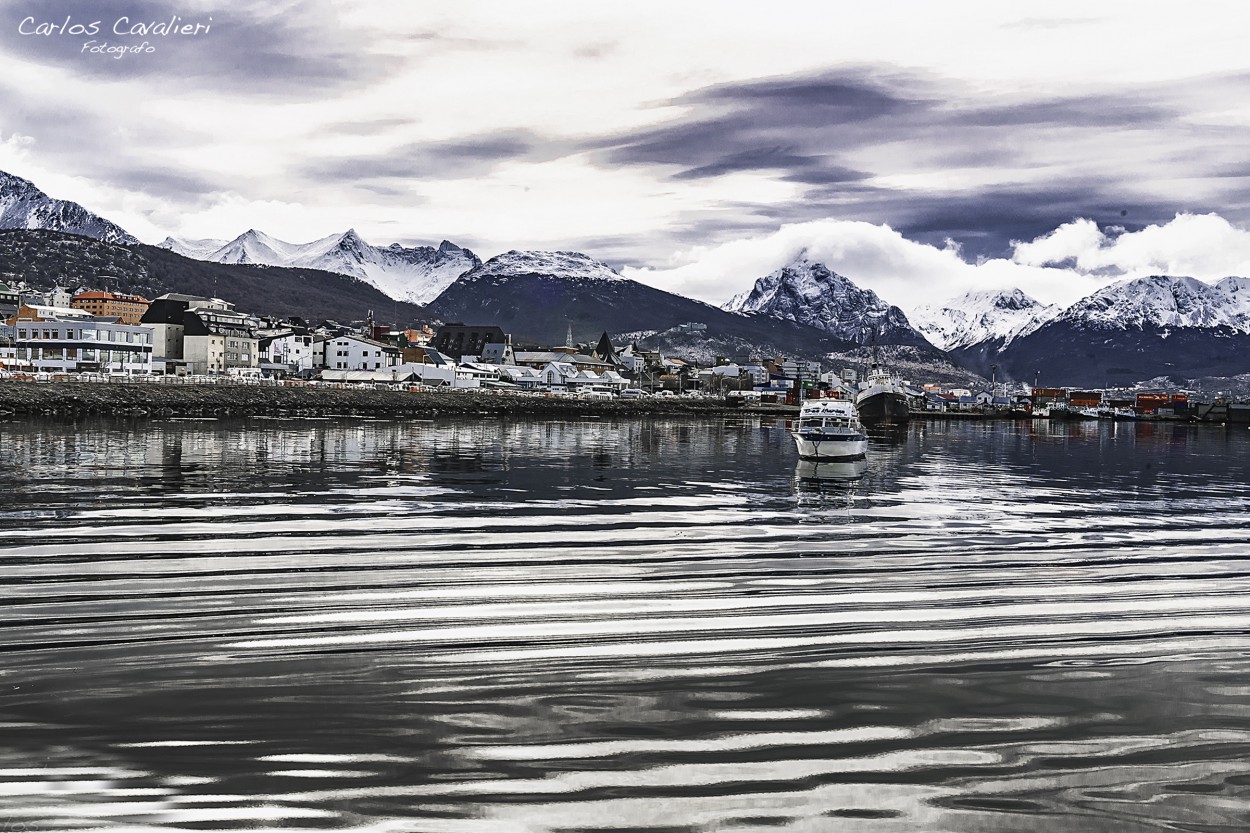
(854, 347), (911, 426)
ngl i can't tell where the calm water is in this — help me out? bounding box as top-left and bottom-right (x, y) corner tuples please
(2, 415), (1250, 832)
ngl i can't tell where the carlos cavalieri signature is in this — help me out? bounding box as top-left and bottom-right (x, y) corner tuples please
(18, 14), (213, 57)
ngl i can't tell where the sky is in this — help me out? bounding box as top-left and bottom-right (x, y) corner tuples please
(3, 0), (1250, 313)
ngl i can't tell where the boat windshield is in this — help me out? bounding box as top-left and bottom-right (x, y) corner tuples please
(800, 416), (854, 429)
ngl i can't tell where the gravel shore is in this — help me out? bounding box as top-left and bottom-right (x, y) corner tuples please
(0, 381), (752, 419)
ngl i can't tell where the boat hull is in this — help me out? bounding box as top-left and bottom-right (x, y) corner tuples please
(791, 432), (869, 461)
(855, 391), (911, 426)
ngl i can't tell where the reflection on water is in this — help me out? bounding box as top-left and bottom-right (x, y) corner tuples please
(2, 415), (1250, 831)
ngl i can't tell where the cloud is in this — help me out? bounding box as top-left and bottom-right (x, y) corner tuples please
(623, 213), (1250, 315)
(1011, 213), (1250, 278)
(0, 0), (394, 95)
(300, 131), (548, 182)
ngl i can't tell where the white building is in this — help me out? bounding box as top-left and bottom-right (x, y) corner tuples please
(258, 330), (315, 375)
(498, 365), (544, 389)
(4, 304), (153, 374)
(316, 335), (400, 371)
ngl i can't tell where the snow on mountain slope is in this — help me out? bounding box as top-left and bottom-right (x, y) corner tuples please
(455, 249), (626, 285)
(158, 236), (229, 259)
(162, 227), (481, 304)
(290, 232), (480, 304)
(0, 169), (138, 245)
(1213, 276), (1250, 321)
(910, 289), (1059, 351)
(1056, 275), (1250, 332)
(722, 253), (922, 345)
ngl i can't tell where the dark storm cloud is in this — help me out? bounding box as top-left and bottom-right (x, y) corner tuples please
(585, 67), (1209, 258)
(671, 147), (828, 181)
(0, 0), (394, 96)
(300, 132), (544, 182)
(769, 180), (1191, 261)
(591, 70), (930, 172)
(955, 97), (1174, 128)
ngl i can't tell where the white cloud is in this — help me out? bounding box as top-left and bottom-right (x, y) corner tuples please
(0, 130), (34, 168)
(623, 219), (1103, 313)
(1011, 212), (1250, 279)
(625, 212), (1250, 315)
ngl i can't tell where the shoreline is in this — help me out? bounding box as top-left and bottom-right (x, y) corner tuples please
(0, 381), (742, 419)
(0, 382), (1225, 424)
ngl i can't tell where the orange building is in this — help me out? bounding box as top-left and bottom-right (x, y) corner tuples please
(70, 291), (151, 324)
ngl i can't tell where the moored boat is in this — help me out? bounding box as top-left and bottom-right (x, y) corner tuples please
(791, 399), (869, 460)
(854, 353), (911, 426)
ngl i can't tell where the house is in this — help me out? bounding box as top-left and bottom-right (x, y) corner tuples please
(315, 334), (401, 371)
(3, 304), (154, 375)
(541, 361), (579, 390)
(923, 391), (955, 412)
(497, 364), (544, 389)
(458, 361), (504, 385)
(479, 335), (516, 365)
(390, 357), (481, 388)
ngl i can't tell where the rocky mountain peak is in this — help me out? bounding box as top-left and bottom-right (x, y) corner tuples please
(0, 167), (139, 246)
(722, 257), (923, 346)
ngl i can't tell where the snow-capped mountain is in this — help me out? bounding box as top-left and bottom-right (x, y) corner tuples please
(0, 169), (138, 245)
(428, 249), (856, 357)
(722, 253), (927, 345)
(159, 236), (229, 259)
(159, 228), (481, 305)
(452, 249), (626, 286)
(995, 275), (1250, 386)
(910, 289), (1059, 352)
(1053, 275), (1250, 332)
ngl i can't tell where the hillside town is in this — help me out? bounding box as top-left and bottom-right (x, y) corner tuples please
(2, 279), (1245, 423)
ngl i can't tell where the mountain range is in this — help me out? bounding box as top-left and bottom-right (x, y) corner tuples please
(0, 229), (425, 325)
(160, 229), (480, 304)
(427, 249), (861, 359)
(6, 166), (1250, 387)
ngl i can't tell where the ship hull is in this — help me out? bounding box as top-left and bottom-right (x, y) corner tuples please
(855, 391), (911, 426)
(791, 432), (868, 461)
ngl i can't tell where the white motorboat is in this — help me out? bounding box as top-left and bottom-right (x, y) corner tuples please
(791, 398), (869, 460)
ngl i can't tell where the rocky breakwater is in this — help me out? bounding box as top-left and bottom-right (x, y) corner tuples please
(0, 382), (737, 419)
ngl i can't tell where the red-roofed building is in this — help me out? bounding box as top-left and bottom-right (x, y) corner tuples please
(71, 291), (151, 324)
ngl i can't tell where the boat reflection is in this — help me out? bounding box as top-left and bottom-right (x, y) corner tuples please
(795, 456), (868, 484)
(865, 422), (909, 446)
